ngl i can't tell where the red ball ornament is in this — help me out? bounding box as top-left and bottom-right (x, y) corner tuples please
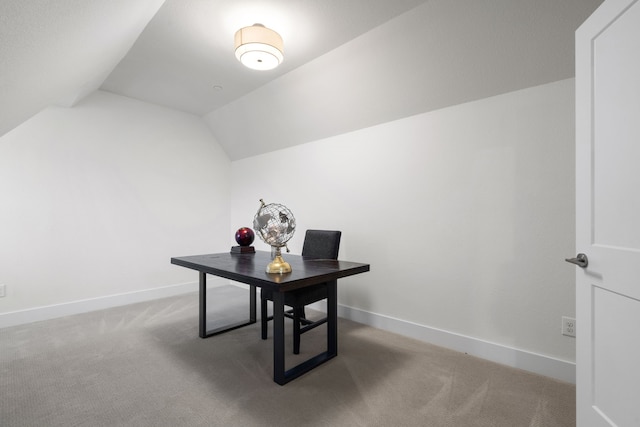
(235, 227), (255, 246)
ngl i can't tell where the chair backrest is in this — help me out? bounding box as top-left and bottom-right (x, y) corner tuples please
(301, 230), (341, 260)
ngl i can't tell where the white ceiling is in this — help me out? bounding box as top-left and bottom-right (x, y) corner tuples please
(1, 0), (165, 139)
(101, 0), (430, 115)
(1, 0), (603, 160)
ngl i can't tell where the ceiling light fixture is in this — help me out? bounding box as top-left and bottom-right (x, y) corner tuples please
(234, 24), (284, 71)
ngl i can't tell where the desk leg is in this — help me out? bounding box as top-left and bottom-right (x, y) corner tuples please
(199, 272), (207, 338)
(273, 291), (286, 385)
(272, 280), (339, 385)
(249, 285), (256, 323)
(327, 280), (338, 357)
(198, 272), (257, 339)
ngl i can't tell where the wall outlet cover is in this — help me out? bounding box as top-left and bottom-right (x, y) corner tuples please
(562, 316), (576, 337)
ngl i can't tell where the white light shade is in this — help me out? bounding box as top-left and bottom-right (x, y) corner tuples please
(234, 24), (284, 71)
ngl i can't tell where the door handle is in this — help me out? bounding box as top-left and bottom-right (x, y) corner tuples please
(565, 253), (588, 268)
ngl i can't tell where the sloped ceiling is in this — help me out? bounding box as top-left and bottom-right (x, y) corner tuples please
(206, 0), (603, 159)
(0, 0), (166, 138)
(100, 0), (431, 116)
(1, 0), (603, 160)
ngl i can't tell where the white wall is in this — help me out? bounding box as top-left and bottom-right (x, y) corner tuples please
(0, 80), (576, 380)
(0, 90), (230, 319)
(231, 79), (576, 371)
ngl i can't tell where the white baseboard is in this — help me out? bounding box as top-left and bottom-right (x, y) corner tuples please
(0, 281), (205, 329)
(309, 301), (576, 384)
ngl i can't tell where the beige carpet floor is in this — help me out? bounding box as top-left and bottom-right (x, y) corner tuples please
(1, 285), (575, 426)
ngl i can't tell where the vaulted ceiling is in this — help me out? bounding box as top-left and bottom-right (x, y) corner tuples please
(1, 0), (602, 160)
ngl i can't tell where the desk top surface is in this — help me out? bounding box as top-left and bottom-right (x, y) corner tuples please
(171, 251), (370, 292)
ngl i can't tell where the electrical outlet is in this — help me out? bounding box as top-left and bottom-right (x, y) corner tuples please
(562, 316), (576, 337)
(0, 284), (5, 298)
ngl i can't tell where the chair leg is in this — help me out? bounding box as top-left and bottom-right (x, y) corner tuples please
(293, 307), (303, 354)
(261, 296), (268, 340)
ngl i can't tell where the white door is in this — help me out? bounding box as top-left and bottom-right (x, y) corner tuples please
(575, 0), (640, 425)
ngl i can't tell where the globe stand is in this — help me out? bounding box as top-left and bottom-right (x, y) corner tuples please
(266, 246), (291, 274)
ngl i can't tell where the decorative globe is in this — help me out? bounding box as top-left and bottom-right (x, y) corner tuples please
(253, 199), (296, 273)
(235, 227), (255, 246)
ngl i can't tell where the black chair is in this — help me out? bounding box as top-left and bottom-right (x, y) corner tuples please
(261, 229), (341, 354)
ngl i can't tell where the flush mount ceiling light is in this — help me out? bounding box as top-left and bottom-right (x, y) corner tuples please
(234, 23), (284, 71)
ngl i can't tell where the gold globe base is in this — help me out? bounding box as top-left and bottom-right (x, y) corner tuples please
(266, 255), (292, 274)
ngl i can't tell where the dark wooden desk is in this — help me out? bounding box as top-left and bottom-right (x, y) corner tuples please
(171, 251), (370, 385)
